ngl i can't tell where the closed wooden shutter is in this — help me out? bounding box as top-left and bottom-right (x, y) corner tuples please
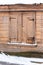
(9, 12), (22, 43)
(23, 12), (35, 44)
(10, 18), (18, 42)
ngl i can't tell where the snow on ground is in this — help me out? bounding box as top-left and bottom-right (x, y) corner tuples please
(0, 53), (43, 65)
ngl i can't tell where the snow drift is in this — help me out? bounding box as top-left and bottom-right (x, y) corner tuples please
(0, 52), (43, 65)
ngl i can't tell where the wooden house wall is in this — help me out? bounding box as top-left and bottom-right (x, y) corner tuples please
(0, 5), (43, 52)
(0, 12), (9, 43)
(36, 12), (43, 44)
(0, 11), (43, 44)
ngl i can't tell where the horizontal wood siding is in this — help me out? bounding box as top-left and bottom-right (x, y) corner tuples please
(36, 12), (43, 44)
(0, 12), (9, 43)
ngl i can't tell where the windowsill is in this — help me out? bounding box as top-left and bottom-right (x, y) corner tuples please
(7, 42), (37, 47)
